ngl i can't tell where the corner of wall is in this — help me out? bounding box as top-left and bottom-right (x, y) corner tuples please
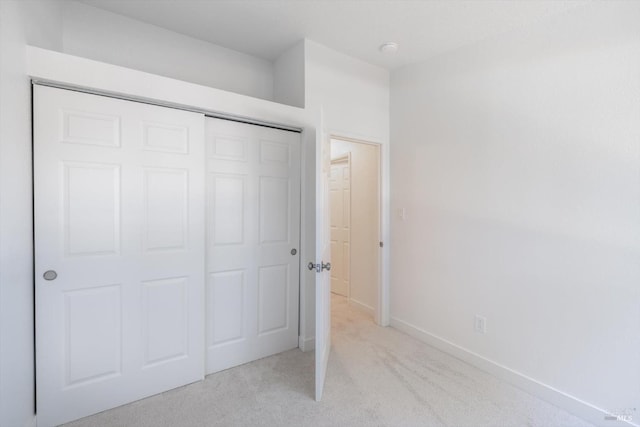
(273, 40), (306, 108)
(0, 1), (63, 425)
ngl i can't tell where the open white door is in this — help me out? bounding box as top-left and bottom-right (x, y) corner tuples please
(314, 109), (332, 401)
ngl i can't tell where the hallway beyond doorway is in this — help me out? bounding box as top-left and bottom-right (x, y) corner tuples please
(330, 138), (381, 321)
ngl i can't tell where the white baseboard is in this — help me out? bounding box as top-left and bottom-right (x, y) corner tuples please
(390, 317), (637, 427)
(349, 298), (374, 316)
(298, 335), (315, 352)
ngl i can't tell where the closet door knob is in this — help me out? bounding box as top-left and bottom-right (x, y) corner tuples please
(43, 270), (58, 281)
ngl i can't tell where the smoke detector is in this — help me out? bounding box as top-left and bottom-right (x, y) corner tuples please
(379, 42), (399, 54)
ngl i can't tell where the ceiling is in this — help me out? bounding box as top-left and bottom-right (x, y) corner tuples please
(78, 0), (588, 69)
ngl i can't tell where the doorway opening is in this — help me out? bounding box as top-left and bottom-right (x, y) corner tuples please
(329, 137), (381, 323)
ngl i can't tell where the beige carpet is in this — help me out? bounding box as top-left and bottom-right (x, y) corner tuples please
(65, 294), (592, 427)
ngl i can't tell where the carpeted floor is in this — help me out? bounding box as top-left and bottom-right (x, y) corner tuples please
(65, 294), (593, 426)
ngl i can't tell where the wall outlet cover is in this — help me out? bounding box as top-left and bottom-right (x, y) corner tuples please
(474, 315), (487, 334)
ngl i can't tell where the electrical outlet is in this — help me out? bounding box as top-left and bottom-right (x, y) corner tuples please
(398, 207), (407, 221)
(474, 315), (487, 334)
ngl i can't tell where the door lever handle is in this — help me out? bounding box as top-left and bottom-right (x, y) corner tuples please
(308, 261), (331, 272)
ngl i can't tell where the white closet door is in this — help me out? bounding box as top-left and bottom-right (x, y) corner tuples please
(34, 86), (205, 427)
(330, 157), (351, 297)
(205, 117), (300, 374)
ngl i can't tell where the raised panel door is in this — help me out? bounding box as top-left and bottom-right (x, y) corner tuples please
(34, 86), (205, 426)
(205, 117), (300, 374)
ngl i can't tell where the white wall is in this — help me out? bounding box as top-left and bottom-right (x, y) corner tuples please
(390, 1), (640, 420)
(274, 41), (305, 108)
(302, 40), (390, 342)
(61, 1), (275, 101)
(0, 2), (63, 425)
(305, 40), (389, 143)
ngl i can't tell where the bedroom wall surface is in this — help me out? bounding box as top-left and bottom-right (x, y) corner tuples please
(305, 40), (389, 143)
(61, 2), (275, 101)
(0, 1), (63, 425)
(274, 41), (305, 108)
(390, 1), (640, 419)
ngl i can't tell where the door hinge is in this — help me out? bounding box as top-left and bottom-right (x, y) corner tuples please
(379, 241), (384, 248)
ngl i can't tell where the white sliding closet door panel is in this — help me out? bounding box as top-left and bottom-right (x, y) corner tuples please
(206, 117), (300, 374)
(34, 86), (205, 427)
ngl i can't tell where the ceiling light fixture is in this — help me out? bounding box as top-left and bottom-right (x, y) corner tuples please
(379, 42), (399, 54)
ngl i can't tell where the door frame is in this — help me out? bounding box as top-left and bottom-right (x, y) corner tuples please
(329, 134), (389, 327)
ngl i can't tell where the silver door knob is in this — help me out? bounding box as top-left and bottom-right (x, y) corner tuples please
(308, 261), (331, 272)
(43, 270), (57, 281)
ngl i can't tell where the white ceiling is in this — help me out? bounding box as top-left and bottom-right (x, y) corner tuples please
(78, 0), (588, 69)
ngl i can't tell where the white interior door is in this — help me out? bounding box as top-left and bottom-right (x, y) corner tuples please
(34, 86), (205, 426)
(315, 110), (332, 401)
(205, 117), (300, 374)
(330, 156), (351, 297)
